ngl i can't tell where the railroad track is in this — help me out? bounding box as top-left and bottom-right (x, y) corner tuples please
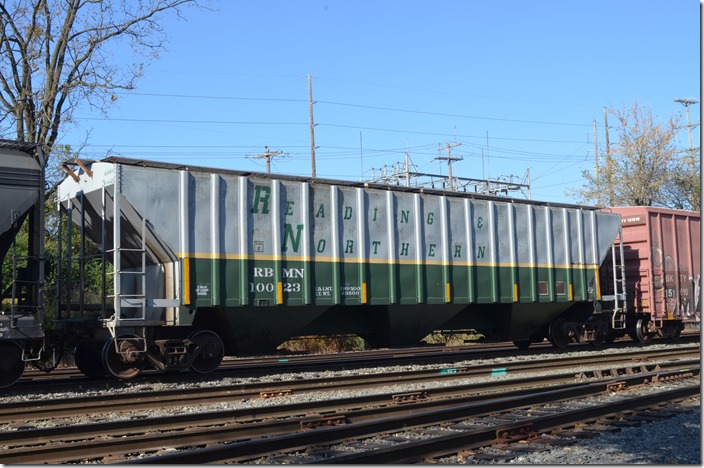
(17, 334), (700, 388)
(305, 384), (699, 465)
(15, 339), (558, 383)
(1, 366), (695, 464)
(0, 346), (698, 464)
(1, 345), (699, 423)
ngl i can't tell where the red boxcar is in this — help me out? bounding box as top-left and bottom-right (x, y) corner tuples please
(603, 206), (700, 339)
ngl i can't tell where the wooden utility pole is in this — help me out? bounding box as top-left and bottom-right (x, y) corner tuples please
(593, 120), (599, 205)
(435, 142), (462, 190)
(250, 146), (283, 173)
(603, 107), (613, 205)
(308, 74), (316, 179)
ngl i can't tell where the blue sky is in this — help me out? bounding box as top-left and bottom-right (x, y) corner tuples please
(64, 0), (700, 204)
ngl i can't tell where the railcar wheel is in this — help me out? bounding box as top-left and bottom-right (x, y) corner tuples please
(188, 330), (224, 374)
(102, 335), (146, 380)
(589, 328), (605, 346)
(548, 317), (571, 349)
(0, 342), (25, 388)
(512, 340), (531, 350)
(74, 342), (107, 378)
(634, 319), (654, 344)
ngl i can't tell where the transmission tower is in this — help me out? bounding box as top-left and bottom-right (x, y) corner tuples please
(366, 147), (530, 198)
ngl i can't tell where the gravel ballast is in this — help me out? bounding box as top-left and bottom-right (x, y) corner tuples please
(481, 400), (701, 465)
(1, 342), (700, 464)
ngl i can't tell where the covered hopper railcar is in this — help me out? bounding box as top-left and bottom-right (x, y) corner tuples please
(0, 140), (45, 388)
(52, 157), (624, 380)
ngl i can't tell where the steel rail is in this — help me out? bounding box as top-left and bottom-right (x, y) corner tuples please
(0, 347), (698, 422)
(1, 366), (696, 464)
(13, 341), (541, 385)
(1, 359), (696, 450)
(309, 386), (700, 464)
(18, 335), (699, 385)
(123, 371), (699, 464)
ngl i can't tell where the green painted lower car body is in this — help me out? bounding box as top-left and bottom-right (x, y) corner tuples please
(182, 258), (599, 353)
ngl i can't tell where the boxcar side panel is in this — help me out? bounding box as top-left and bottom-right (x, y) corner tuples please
(609, 206), (700, 324)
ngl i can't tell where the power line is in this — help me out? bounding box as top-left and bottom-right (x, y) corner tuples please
(127, 92), (306, 102)
(317, 100), (594, 127)
(72, 117), (590, 147)
(110, 92), (596, 128)
(435, 142), (463, 191)
(317, 122), (588, 143)
(76, 144), (310, 149)
(367, 150), (531, 197)
(313, 76), (598, 108)
(68, 142), (588, 163)
(674, 98), (700, 160)
(76, 117), (307, 125)
(246, 146), (286, 173)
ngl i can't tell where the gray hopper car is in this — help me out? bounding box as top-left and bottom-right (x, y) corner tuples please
(0, 140), (45, 387)
(52, 156), (623, 380)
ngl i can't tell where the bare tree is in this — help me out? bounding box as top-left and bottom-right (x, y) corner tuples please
(570, 103), (685, 208)
(0, 0), (199, 176)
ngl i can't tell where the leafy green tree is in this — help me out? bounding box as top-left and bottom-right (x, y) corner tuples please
(570, 103), (698, 210)
(0, 220), (29, 312)
(43, 199), (114, 318)
(660, 148), (700, 211)
(2, 196), (111, 318)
